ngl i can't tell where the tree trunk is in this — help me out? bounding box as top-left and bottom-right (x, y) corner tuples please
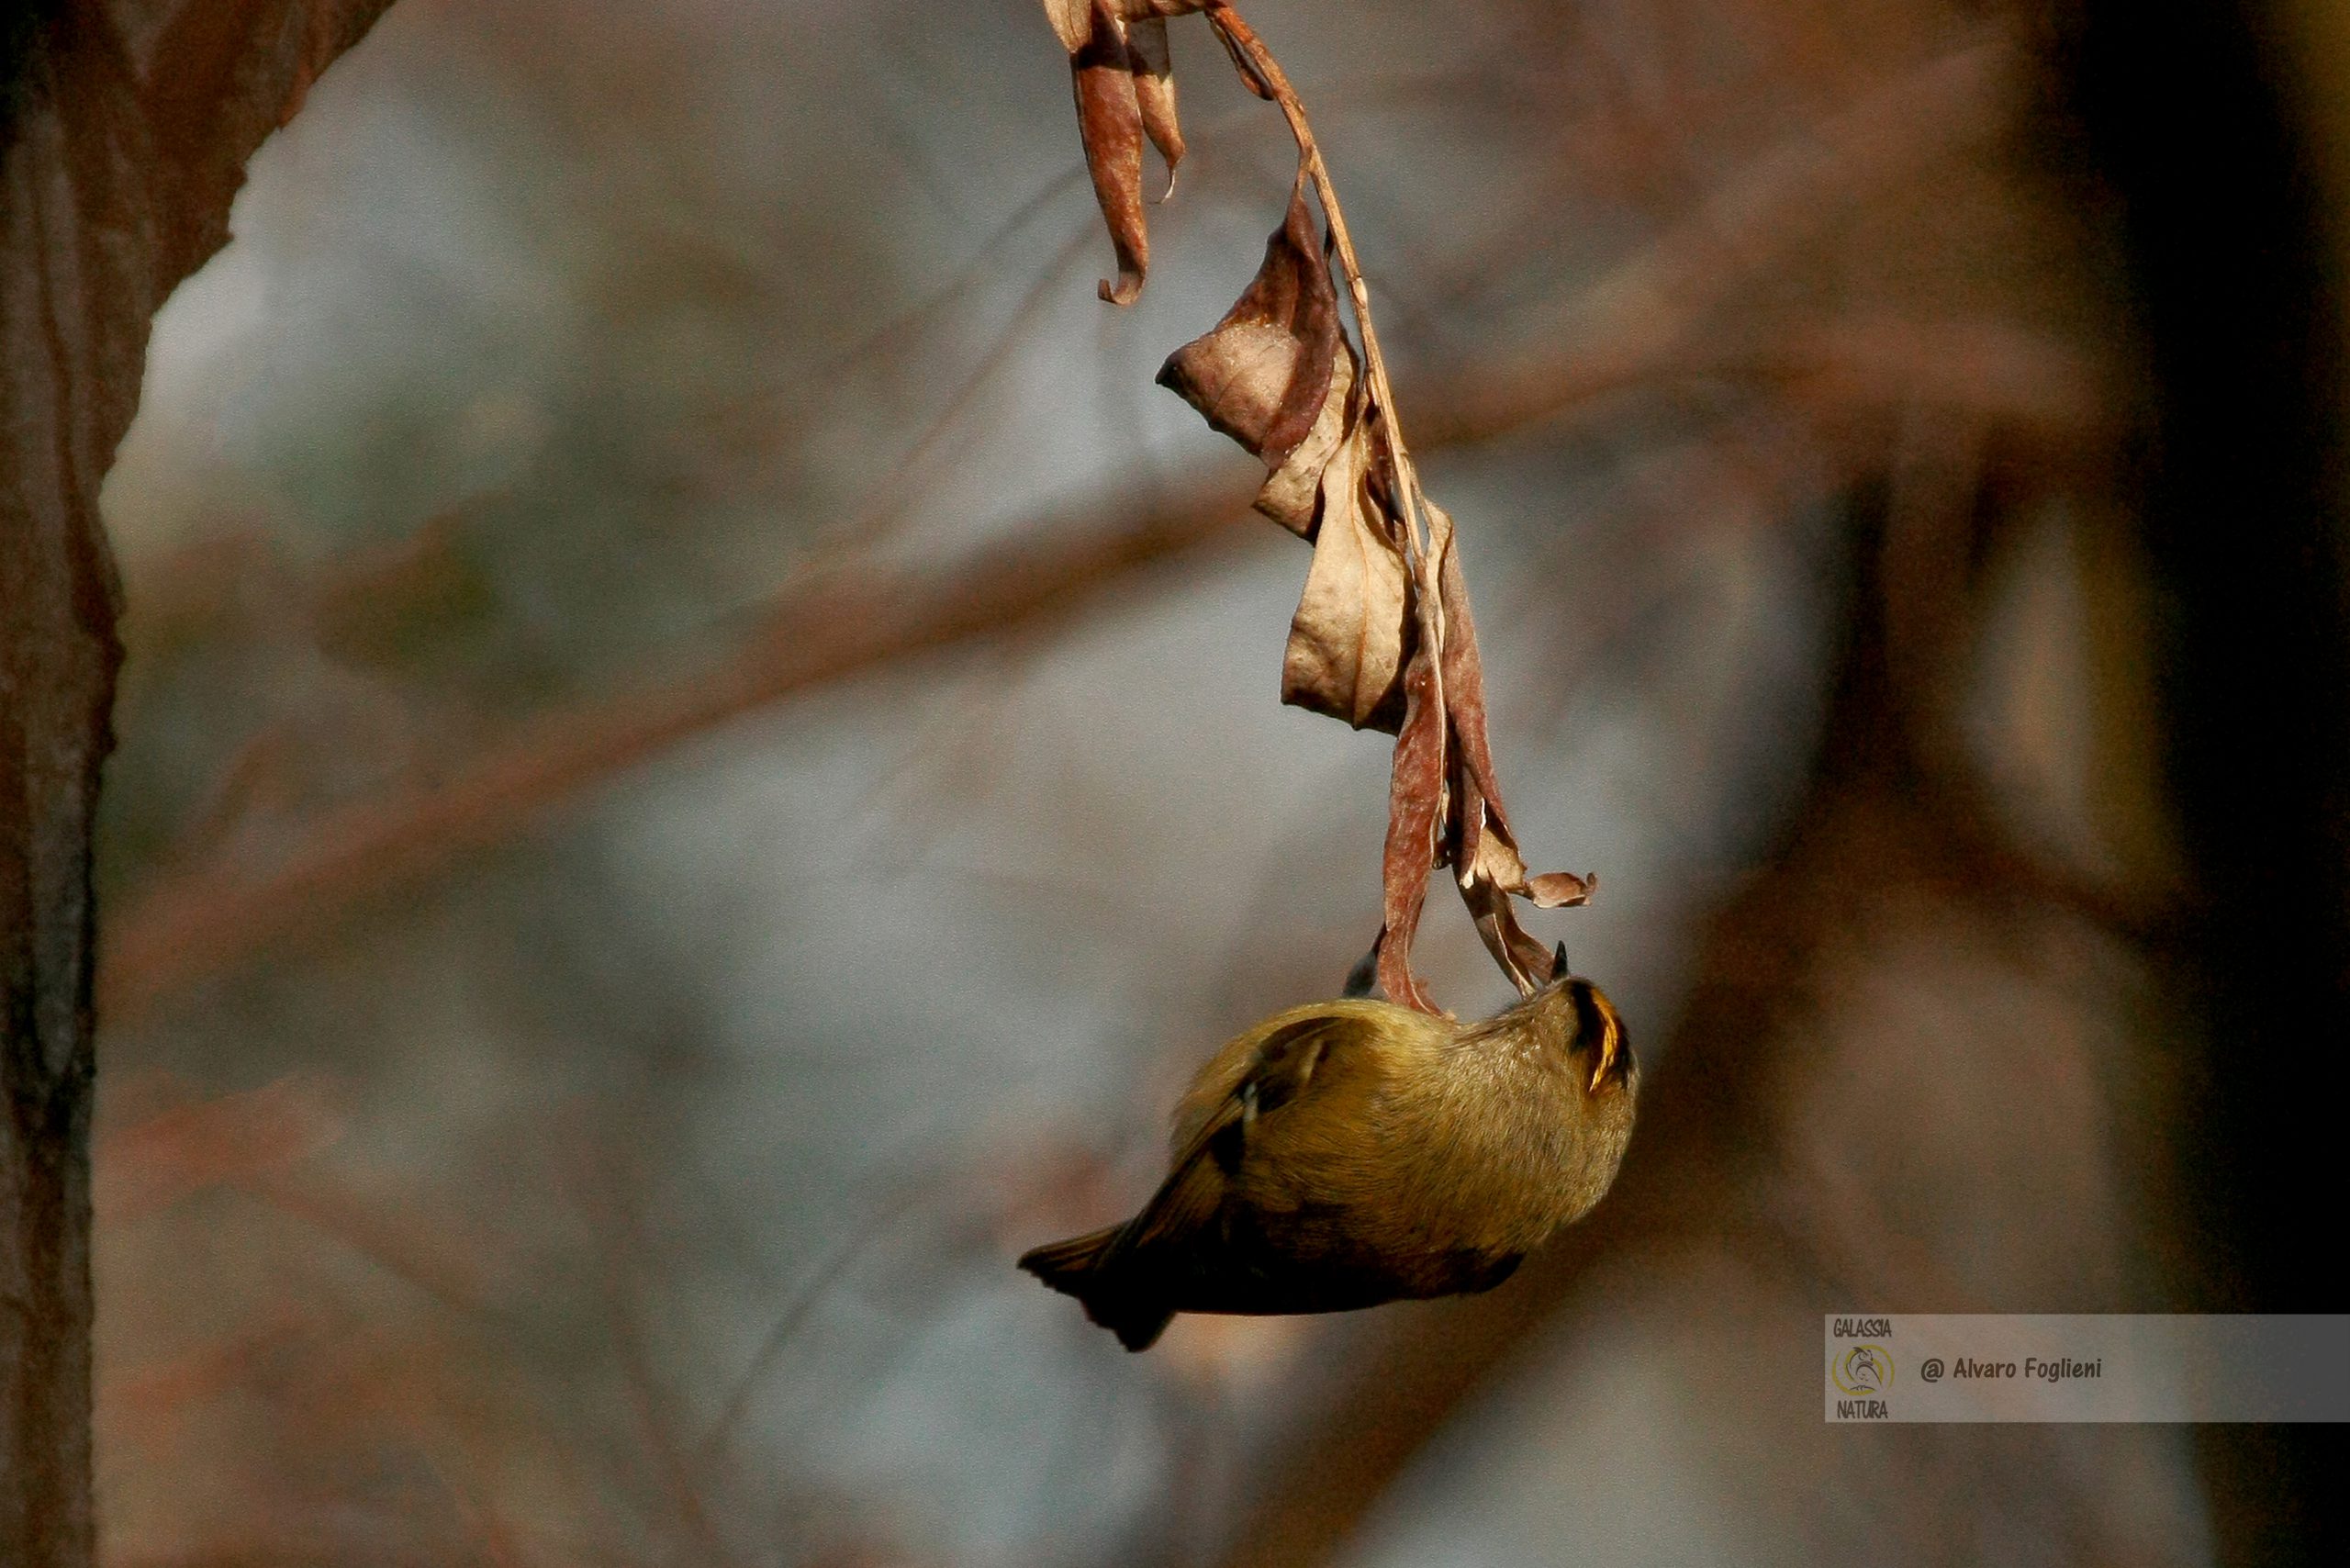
(1, 4), (393, 1560)
(2065, 0), (2350, 1558)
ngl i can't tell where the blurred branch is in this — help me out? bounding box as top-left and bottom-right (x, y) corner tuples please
(1422, 39), (2026, 446)
(102, 486), (1263, 1024)
(575, 1153), (748, 1568)
(100, 36), (2098, 1029)
(820, 221), (1095, 556)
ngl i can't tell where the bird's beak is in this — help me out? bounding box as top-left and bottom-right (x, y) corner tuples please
(1584, 985), (1626, 1093)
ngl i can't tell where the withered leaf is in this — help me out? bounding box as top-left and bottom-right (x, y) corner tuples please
(1071, 3), (1148, 305)
(1126, 18), (1184, 185)
(1457, 771), (1568, 993)
(1279, 416), (1413, 731)
(1040, 0), (1093, 51)
(1458, 822), (1594, 992)
(1051, 0), (1203, 304)
(1157, 177), (1339, 464)
(1374, 552), (1449, 1014)
(1426, 500), (1592, 991)
(1526, 870), (1595, 905)
(1041, 1), (1204, 56)
(1256, 347), (1352, 535)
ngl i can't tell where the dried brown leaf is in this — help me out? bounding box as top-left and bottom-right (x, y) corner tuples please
(1425, 500), (1591, 991)
(1044, 0), (1207, 52)
(1257, 348), (1354, 534)
(1374, 553), (1449, 1014)
(1153, 162), (1412, 735)
(1457, 781), (1563, 993)
(1158, 177), (1340, 462)
(1071, 3), (1148, 305)
(1040, 0), (1093, 52)
(1526, 870), (1595, 905)
(1055, 1), (1206, 302)
(1425, 503), (1495, 800)
(1126, 17), (1185, 184)
(1279, 418), (1412, 730)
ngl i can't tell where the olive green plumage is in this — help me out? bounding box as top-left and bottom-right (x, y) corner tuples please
(1019, 969), (1637, 1350)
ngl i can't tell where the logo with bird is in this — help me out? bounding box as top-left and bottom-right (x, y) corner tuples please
(1833, 1345), (1896, 1395)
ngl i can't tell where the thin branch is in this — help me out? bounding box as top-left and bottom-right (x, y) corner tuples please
(101, 332), (2087, 1034)
(688, 1181), (931, 1470)
(100, 488), (1262, 1025)
(799, 218), (1097, 574)
(1420, 39), (2019, 447)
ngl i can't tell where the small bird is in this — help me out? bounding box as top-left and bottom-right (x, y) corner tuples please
(1018, 946), (1636, 1350)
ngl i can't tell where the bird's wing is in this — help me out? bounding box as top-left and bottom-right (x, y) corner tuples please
(1113, 1012), (1373, 1258)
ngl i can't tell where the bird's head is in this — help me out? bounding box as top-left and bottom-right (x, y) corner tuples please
(1536, 942), (1632, 1094)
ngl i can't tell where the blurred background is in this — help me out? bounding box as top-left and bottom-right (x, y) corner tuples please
(80, 0), (2349, 1564)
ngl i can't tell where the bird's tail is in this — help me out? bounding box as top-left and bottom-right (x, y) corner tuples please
(1017, 1225), (1174, 1352)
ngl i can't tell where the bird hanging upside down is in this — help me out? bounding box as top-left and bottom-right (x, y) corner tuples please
(1018, 948), (1637, 1350)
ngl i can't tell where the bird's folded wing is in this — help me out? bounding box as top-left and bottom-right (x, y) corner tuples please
(1115, 1013), (1372, 1256)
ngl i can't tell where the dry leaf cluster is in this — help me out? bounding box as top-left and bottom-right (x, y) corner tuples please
(1045, 0), (1590, 1012)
